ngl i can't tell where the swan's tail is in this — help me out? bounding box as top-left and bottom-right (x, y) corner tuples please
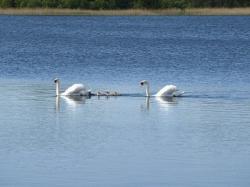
(173, 91), (185, 97)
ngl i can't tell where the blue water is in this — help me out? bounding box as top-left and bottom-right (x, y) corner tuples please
(0, 16), (250, 187)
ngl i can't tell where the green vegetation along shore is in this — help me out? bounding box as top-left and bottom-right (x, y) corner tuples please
(1, 0), (250, 9)
(0, 8), (250, 16)
(0, 0), (250, 15)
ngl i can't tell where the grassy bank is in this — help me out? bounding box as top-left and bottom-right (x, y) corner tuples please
(0, 8), (250, 16)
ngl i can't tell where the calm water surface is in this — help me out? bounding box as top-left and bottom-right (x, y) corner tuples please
(0, 16), (250, 187)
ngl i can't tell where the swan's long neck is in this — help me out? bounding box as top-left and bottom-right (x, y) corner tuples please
(145, 83), (150, 97)
(56, 81), (60, 96)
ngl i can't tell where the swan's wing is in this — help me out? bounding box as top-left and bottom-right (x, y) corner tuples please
(155, 85), (177, 97)
(62, 84), (87, 96)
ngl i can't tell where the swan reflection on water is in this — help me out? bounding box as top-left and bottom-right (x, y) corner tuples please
(55, 95), (90, 111)
(55, 94), (120, 111)
(141, 96), (179, 111)
(56, 94), (180, 112)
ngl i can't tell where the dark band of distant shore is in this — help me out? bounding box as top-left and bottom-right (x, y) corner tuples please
(0, 8), (250, 16)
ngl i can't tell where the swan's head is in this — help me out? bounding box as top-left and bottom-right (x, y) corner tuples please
(140, 80), (149, 86)
(54, 78), (59, 83)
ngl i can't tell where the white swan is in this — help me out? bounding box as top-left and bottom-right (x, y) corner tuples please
(140, 80), (184, 97)
(54, 78), (91, 96)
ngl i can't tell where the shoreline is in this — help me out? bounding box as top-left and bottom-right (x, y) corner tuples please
(0, 8), (250, 16)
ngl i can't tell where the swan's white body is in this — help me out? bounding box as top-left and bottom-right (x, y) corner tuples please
(54, 78), (90, 96)
(62, 84), (87, 96)
(155, 85), (178, 97)
(140, 80), (183, 97)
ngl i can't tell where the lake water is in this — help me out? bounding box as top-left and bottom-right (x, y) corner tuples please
(0, 16), (250, 187)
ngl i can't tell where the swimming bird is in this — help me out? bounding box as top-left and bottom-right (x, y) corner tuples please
(54, 78), (91, 96)
(96, 91), (121, 96)
(140, 80), (184, 97)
